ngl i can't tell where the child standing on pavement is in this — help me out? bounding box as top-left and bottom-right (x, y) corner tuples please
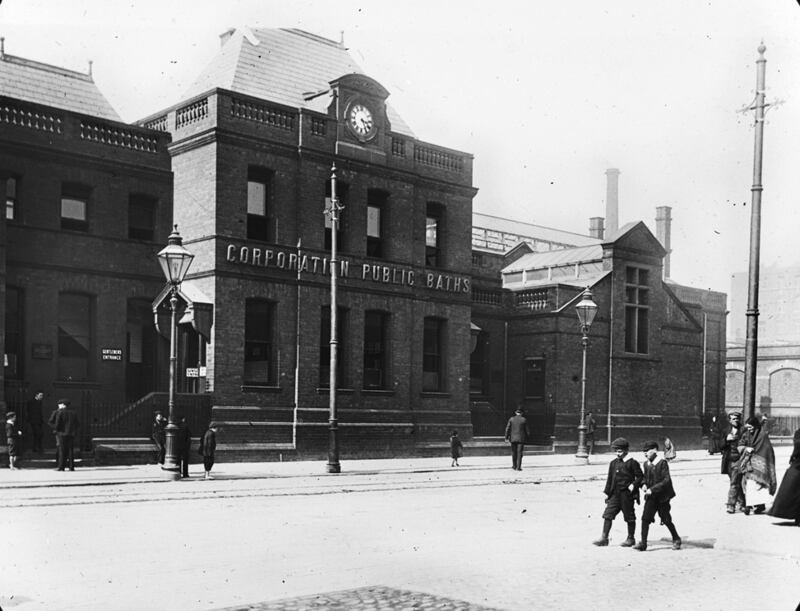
(450, 430), (463, 467)
(199, 422), (219, 479)
(635, 440), (681, 551)
(593, 437), (643, 547)
(5, 412), (22, 470)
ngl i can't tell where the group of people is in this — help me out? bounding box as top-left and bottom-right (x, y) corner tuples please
(5, 393), (80, 471)
(151, 412), (219, 479)
(720, 410), (800, 525)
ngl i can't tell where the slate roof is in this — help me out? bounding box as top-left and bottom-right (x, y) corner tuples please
(0, 53), (120, 121)
(182, 28), (414, 136)
(502, 244), (604, 274)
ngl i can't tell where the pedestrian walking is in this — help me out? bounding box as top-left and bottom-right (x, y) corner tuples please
(584, 411), (597, 455)
(199, 422), (219, 479)
(593, 437), (642, 547)
(504, 407), (530, 471)
(27, 391), (45, 453)
(5, 411), (22, 469)
(178, 416), (192, 478)
(450, 430), (463, 467)
(51, 399), (79, 471)
(151, 411), (166, 465)
(736, 415), (776, 515)
(768, 427), (800, 526)
(707, 414), (723, 455)
(47, 403), (60, 467)
(663, 436), (676, 462)
(634, 440), (681, 551)
(720, 411), (745, 514)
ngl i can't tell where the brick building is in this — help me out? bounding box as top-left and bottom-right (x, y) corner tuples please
(0, 46), (174, 450)
(1, 29), (726, 461)
(726, 265), (800, 435)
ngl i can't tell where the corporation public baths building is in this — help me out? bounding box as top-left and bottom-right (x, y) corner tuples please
(0, 29), (726, 461)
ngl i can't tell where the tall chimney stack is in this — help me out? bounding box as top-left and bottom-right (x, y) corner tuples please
(656, 206), (672, 279)
(605, 168), (620, 234)
(589, 217), (605, 240)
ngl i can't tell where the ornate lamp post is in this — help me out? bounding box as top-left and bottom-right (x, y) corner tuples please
(156, 225), (195, 480)
(575, 288), (598, 464)
(325, 164), (342, 473)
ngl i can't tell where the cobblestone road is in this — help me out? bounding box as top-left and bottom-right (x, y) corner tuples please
(215, 586), (500, 610)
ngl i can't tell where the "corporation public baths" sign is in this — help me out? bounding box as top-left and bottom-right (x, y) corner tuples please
(226, 243), (471, 294)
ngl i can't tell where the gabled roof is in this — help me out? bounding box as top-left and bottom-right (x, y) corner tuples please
(182, 28), (414, 137)
(0, 53), (120, 121)
(503, 244), (603, 274)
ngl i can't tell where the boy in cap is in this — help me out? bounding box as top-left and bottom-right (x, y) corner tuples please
(635, 440), (681, 551)
(593, 437), (643, 547)
(5, 412), (22, 469)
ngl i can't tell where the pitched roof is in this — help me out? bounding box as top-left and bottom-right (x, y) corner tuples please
(472, 212), (602, 253)
(502, 244), (604, 274)
(183, 28), (414, 136)
(0, 54), (120, 121)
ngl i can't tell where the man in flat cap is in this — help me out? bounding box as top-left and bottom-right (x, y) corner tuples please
(593, 437), (642, 547)
(51, 399), (79, 471)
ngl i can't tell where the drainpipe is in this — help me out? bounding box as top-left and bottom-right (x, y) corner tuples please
(293, 241), (301, 448)
(702, 312), (708, 416)
(606, 272), (615, 445)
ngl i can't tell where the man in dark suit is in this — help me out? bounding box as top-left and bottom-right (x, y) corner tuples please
(52, 398), (80, 471)
(177, 416), (192, 478)
(505, 407), (530, 471)
(151, 411), (167, 465)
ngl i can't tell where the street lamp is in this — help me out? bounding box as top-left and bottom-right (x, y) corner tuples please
(325, 163), (342, 473)
(575, 287), (598, 464)
(157, 224), (195, 480)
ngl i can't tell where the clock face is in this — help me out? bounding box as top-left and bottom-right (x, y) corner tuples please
(348, 103), (375, 139)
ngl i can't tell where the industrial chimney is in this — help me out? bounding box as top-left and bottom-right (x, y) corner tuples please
(656, 206), (672, 279)
(589, 217), (605, 240)
(605, 168), (620, 234)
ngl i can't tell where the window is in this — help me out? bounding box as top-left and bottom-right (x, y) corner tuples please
(423, 317), (445, 391)
(128, 194), (157, 240)
(61, 184), (90, 232)
(244, 300), (275, 385)
(5, 177), (18, 221)
(425, 203), (443, 267)
(247, 167), (272, 242)
(319, 306), (347, 388)
(58, 292), (92, 381)
(367, 189), (388, 258)
(363, 310), (388, 389)
(4, 287), (23, 379)
(324, 181), (348, 252)
(624, 266), (649, 354)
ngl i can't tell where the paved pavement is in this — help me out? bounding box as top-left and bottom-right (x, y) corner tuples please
(0, 447), (740, 488)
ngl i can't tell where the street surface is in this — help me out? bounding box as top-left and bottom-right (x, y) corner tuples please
(0, 450), (798, 610)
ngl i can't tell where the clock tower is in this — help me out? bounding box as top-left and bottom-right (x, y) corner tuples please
(330, 74), (390, 163)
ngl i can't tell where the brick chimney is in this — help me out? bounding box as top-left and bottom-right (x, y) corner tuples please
(605, 168), (620, 234)
(656, 206), (672, 279)
(589, 217), (605, 240)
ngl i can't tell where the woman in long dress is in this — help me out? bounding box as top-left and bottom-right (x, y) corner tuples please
(768, 428), (800, 526)
(736, 416), (777, 515)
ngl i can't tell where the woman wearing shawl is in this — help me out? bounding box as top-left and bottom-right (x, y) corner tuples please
(735, 416), (777, 515)
(768, 427), (800, 526)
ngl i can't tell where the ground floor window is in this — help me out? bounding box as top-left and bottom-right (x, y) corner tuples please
(423, 317), (445, 391)
(244, 299), (275, 385)
(363, 310), (388, 389)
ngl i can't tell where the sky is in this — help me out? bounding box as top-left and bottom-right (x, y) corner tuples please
(1, 0), (798, 294)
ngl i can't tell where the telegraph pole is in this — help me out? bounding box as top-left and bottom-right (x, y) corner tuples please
(742, 43), (768, 422)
